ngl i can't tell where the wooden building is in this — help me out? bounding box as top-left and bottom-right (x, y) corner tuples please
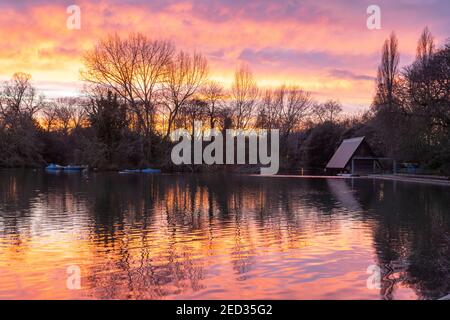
(326, 136), (382, 174)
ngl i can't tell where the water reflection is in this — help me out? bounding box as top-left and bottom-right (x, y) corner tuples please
(0, 170), (449, 299)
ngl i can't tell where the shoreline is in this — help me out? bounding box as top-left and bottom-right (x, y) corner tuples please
(2, 168), (450, 187)
(255, 173), (450, 186)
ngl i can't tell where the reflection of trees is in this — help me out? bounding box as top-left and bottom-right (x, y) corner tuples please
(1, 171), (449, 299)
(0, 172), (318, 298)
(0, 170), (88, 248)
(351, 179), (450, 300)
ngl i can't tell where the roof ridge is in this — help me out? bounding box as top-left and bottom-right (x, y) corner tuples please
(326, 136), (366, 169)
(343, 136), (365, 141)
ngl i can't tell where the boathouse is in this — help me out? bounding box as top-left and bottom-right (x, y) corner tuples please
(326, 136), (382, 174)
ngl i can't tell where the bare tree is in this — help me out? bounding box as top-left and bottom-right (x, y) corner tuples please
(230, 65), (259, 129)
(375, 32), (400, 107)
(82, 33), (174, 136)
(177, 98), (208, 136)
(162, 50), (208, 138)
(405, 33), (450, 129)
(372, 32), (409, 159)
(71, 102), (88, 129)
(255, 84), (312, 162)
(57, 107), (73, 135)
(257, 89), (281, 129)
(200, 81), (225, 129)
(275, 85), (312, 137)
(0, 73), (43, 166)
(311, 100), (343, 124)
(53, 98), (87, 133)
(0, 72), (43, 124)
(257, 85), (311, 134)
(416, 27), (435, 65)
(41, 102), (59, 132)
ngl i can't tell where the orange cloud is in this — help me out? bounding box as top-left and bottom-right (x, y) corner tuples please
(0, 0), (448, 109)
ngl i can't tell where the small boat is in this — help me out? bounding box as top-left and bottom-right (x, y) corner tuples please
(118, 169), (141, 174)
(141, 168), (161, 173)
(64, 165), (86, 171)
(45, 164), (87, 172)
(45, 164), (64, 171)
(118, 168), (161, 174)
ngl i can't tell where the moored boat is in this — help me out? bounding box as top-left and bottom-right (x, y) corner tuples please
(64, 165), (87, 171)
(45, 164), (64, 171)
(118, 169), (141, 174)
(118, 168), (161, 174)
(141, 168), (161, 173)
(45, 164), (87, 171)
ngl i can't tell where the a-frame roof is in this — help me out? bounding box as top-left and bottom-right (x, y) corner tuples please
(326, 136), (365, 169)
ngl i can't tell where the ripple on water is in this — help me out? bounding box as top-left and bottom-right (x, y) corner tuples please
(0, 172), (449, 299)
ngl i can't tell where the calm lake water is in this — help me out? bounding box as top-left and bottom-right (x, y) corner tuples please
(0, 170), (449, 300)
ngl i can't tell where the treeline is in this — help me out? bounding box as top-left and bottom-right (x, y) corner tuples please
(370, 28), (450, 174)
(0, 28), (449, 174)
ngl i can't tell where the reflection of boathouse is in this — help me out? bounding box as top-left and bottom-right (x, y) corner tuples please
(326, 136), (382, 174)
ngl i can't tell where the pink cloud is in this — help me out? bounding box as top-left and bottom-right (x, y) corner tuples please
(0, 0), (448, 109)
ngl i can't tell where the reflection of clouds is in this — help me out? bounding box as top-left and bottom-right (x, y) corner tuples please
(0, 172), (449, 299)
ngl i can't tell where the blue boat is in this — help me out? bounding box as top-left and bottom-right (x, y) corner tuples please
(45, 164), (87, 171)
(141, 168), (161, 173)
(64, 165), (86, 171)
(45, 164), (64, 171)
(118, 168), (161, 174)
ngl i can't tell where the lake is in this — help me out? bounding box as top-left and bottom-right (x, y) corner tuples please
(0, 170), (449, 299)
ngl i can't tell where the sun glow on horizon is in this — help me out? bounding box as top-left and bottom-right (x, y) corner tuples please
(0, 1), (449, 112)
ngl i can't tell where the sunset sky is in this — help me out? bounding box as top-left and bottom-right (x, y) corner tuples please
(0, 0), (449, 112)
